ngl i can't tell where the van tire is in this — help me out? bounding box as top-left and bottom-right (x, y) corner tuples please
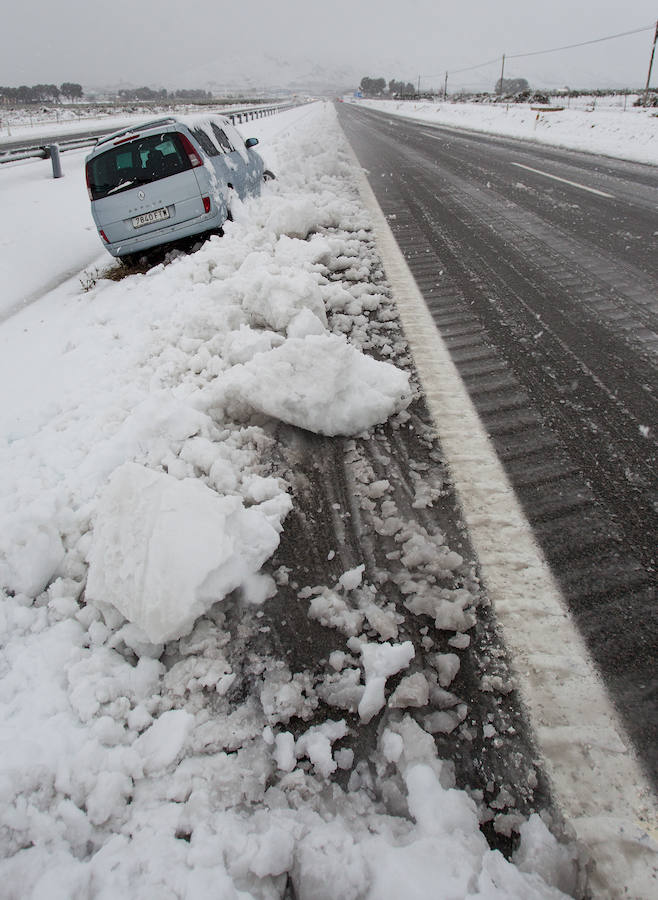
(263, 170), (276, 181)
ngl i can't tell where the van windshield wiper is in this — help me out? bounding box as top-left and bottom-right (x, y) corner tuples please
(106, 176), (153, 196)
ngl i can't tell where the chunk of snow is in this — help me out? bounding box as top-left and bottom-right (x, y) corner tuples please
(295, 720), (349, 778)
(448, 633), (471, 650)
(388, 673), (430, 709)
(514, 814), (581, 896)
(86, 463), (286, 643)
(0, 515), (65, 596)
(366, 479), (390, 499)
(334, 748), (354, 770)
(237, 262), (327, 333)
(357, 641), (415, 723)
(362, 602), (401, 641)
(338, 564), (365, 591)
(223, 324), (284, 365)
(273, 732), (297, 772)
(260, 670), (318, 725)
(292, 821), (369, 900)
(223, 334), (411, 437)
(424, 709), (464, 735)
(432, 653), (461, 688)
(317, 669), (364, 713)
(404, 587), (476, 632)
(380, 729), (405, 763)
(264, 196), (318, 239)
(134, 709), (194, 774)
(307, 588), (364, 636)
(328, 650), (348, 671)
(287, 308), (327, 339)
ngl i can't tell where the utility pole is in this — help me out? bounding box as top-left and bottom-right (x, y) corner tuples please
(444, 71), (448, 100)
(643, 20), (658, 107)
(417, 75), (421, 95)
(498, 54), (506, 94)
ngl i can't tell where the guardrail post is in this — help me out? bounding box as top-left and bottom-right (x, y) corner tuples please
(48, 144), (63, 178)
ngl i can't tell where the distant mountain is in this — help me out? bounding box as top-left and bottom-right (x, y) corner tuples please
(88, 51), (409, 99)
(174, 50), (369, 97)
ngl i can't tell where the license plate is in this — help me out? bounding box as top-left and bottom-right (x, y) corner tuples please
(132, 207), (170, 228)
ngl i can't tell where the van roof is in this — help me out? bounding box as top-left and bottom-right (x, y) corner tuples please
(93, 114), (234, 152)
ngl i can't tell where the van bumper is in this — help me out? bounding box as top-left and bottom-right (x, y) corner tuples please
(104, 209), (228, 258)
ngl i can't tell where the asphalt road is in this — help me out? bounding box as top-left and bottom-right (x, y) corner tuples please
(337, 102), (658, 785)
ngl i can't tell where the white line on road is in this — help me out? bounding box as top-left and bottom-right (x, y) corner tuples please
(512, 162), (615, 198)
(343, 136), (657, 899)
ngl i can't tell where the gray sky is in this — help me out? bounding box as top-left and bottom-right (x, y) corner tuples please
(2, 0), (656, 93)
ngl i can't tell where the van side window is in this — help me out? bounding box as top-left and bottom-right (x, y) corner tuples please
(210, 123), (235, 154)
(190, 127), (219, 157)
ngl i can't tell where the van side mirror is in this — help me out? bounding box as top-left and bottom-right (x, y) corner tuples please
(245, 138), (259, 148)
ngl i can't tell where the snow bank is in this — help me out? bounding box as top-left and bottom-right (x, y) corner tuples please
(357, 98), (658, 165)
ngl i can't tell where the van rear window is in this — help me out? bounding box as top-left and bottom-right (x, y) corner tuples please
(86, 132), (191, 200)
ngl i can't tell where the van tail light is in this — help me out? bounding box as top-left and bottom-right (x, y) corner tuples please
(99, 229), (110, 243)
(202, 196), (211, 214)
(178, 133), (203, 168)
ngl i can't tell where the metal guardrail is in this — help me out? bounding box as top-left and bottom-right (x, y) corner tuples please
(0, 103), (296, 176)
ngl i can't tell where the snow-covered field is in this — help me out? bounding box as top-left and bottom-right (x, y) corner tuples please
(356, 98), (658, 165)
(0, 102), (285, 142)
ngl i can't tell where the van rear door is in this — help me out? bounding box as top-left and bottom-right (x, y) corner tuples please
(86, 131), (206, 243)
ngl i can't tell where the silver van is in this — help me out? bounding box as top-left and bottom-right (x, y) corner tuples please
(85, 114), (269, 260)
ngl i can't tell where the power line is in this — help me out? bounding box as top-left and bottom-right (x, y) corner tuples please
(508, 24), (654, 60)
(449, 57), (500, 76)
(420, 22), (655, 83)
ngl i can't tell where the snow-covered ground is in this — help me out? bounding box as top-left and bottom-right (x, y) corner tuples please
(0, 102), (288, 142)
(355, 98), (658, 165)
(1, 99), (657, 897)
(0, 105), (182, 141)
(0, 101), (590, 898)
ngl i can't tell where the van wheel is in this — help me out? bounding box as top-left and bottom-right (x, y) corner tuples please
(263, 170), (276, 181)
